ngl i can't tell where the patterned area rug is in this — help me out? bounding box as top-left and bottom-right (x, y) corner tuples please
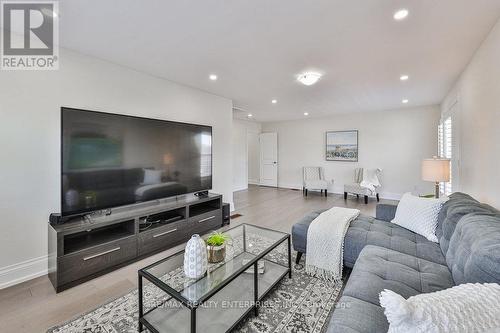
(47, 238), (342, 333)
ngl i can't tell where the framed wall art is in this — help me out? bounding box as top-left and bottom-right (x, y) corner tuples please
(326, 130), (358, 162)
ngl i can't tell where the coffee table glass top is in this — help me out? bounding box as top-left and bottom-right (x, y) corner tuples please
(141, 223), (288, 305)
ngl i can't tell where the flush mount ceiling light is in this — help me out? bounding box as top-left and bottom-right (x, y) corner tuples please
(394, 9), (409, 21)
(304, 112), (309, 116)
(400, 75), (409, 81)
(247, 113), (253, 117)
(271, 99), (277, 104)
(297, 72), (322, 86)
(209, 74), (217, 81)
(402, 99), (409, 104)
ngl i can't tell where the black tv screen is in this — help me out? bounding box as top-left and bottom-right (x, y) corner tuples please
(61, 108), (212, 216)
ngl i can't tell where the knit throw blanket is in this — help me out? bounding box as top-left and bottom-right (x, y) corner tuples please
(305, 207), (360, 282)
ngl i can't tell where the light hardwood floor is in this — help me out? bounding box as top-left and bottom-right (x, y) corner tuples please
(0, 186), (393, 333)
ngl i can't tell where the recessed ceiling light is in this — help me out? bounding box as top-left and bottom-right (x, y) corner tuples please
(400, 75), (409, 81)
(304, 112), (309, 116)
(394, 9), (409, 21)
(248, 113), (253, 117)
(209, 74), (217, 81)
(297, 72), (322, 86)
(402, 99), (409, 104)
(271, 99), (277, 104)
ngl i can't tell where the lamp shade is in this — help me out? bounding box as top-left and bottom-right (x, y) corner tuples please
(422, 158), (450, 182)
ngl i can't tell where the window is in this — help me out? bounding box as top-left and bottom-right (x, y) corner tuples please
(438, 94), (461, 197)
(438, 116), (453, 195)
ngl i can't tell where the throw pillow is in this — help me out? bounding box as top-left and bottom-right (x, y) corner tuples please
(391, 193), (445, 242)
(379, 283), (500, 333)
(143, 169), (162, 185)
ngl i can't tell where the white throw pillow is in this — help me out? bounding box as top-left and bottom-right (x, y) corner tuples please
(143, 169), (162, 185)
(391, 193), (445, 242)
(379, 283), (500, 333)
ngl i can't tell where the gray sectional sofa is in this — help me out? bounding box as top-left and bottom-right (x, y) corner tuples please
(291, 192), (500, 332)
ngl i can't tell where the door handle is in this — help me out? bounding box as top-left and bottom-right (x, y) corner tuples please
(153, 229), (177, 238)
(198, 216), (215, 223)
(83, 247), (121, 261)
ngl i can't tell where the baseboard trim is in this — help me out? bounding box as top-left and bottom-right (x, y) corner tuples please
(233, 185), (248, 192)
(0, 255), (48, 289)
(248, 179), (259, 185)
(278, 183), (302, 190)
(277, 183), (402, 201)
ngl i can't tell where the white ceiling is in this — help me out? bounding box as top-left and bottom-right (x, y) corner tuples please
(58, 0), (500, 122)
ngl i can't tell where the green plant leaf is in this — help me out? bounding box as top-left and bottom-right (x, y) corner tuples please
(206, 232), (231, 246)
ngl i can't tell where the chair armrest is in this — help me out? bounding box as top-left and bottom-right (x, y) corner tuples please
(376, 203), (398, 222)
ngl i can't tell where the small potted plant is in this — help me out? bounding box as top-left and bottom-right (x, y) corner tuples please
(206, 232), (230, 263)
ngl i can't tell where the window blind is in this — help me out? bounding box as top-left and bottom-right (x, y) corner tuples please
(438, 117), (452, 195)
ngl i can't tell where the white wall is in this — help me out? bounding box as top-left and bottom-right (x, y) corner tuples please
(262, 106), (440, 199)
(232, 118), (261, 191)
(442, 18), (500, 208)
(247, 130), (260, 185)
(0, 48), (234, 288)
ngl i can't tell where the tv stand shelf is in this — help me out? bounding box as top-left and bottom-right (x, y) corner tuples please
(48, 193), (223, 292)
(139, 207), (186, 233)
(64, 219), (135, 255)
(189, 199), (221, 217)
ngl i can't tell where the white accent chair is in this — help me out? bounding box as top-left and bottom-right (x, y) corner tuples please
(303, 167), (329, 197)
(344, 168), (380, 204)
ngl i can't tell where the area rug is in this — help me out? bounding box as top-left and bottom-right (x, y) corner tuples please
(47, 237), (343, 333)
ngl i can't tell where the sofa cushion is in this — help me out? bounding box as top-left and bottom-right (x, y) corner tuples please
(344, 215), (446, 266)
(438, 192), (495, 254)
(291, 209), (327, 253)
(390, 193), (445, 242)
(379, 283), (500, 333)
(436, 192), (475, 239)
(446, 213), (500, 284)
(327, 296), (389, 333)
(328, 245), (454, 333)
(375, 203), (398, 222)
(292, 212), (446, 267)
(343, 246), (454, 305)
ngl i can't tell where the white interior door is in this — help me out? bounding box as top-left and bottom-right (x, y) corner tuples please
(259, 133), (278, 187)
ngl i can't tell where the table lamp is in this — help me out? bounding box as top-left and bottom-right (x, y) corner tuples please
(422, 157), (450, 198)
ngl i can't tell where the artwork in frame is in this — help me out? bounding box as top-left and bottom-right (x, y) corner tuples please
(326, 130), (358, 162)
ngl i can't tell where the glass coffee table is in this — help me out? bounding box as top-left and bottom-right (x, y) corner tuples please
(138, 223), (291, 333)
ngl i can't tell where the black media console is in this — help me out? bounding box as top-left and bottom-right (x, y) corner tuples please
(48, 193), (223, 292)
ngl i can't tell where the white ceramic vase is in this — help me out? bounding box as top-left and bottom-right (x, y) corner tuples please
(184, 234), (208, 279)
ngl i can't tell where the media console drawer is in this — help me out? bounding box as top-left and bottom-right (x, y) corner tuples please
(138, 220), (189, 255)
(58, 236), (137, 285)
(189, 210), (222, 234)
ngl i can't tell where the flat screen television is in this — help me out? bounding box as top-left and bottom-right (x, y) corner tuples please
(61, 107), (212, 217)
